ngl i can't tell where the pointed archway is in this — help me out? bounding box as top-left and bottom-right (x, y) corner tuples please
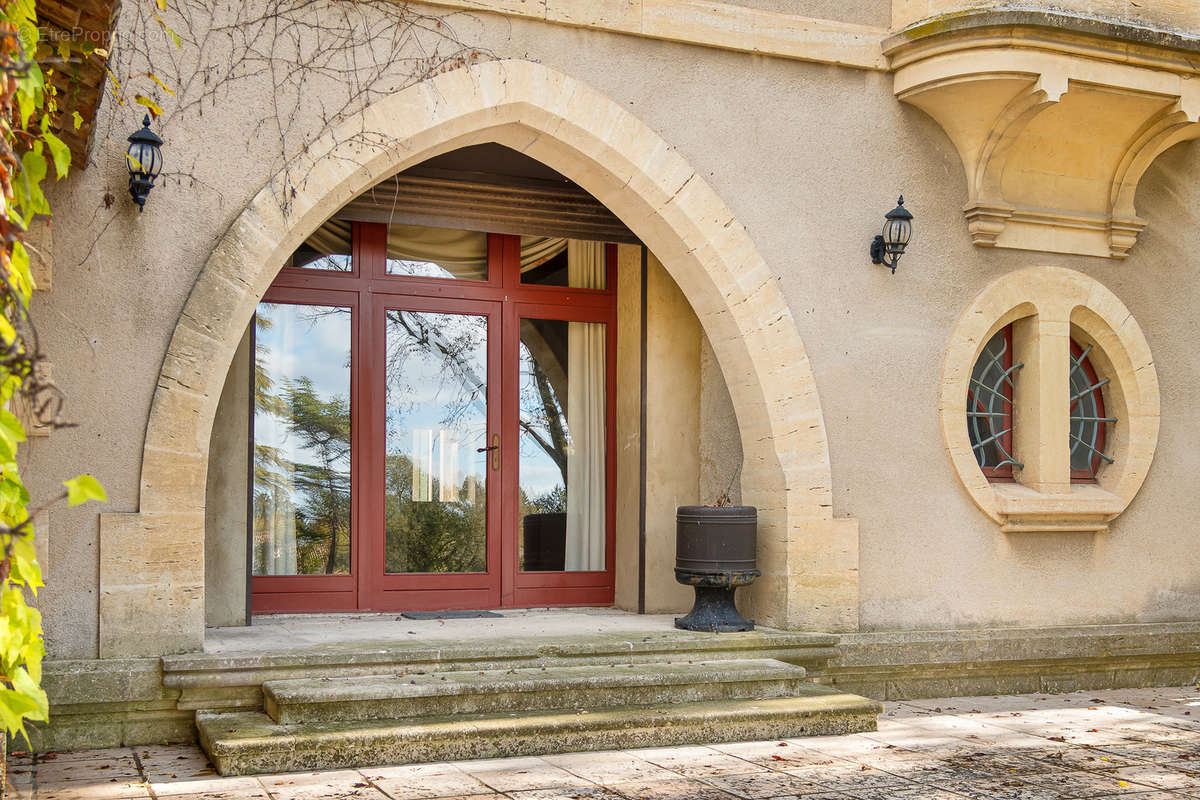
(99, 59), (858, 657)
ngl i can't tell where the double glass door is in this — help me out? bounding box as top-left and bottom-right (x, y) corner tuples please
(250, 223), (616, 612)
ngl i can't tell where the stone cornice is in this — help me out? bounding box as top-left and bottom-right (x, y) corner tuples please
(885, 8), (1200, 62)
(412, 0), (889, 70)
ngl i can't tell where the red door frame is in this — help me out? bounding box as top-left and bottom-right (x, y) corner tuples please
(503, 299), (617, 608)
(361, 292), (504, 611)
(250, 224), (617, 613)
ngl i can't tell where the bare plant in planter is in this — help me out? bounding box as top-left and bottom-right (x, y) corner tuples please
(674, 467), (759, 632)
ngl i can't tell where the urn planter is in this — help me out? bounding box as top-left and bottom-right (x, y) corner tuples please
(674, 505), (760, 632)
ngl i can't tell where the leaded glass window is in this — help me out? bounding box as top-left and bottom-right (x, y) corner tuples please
(1069, 339), (1115, 480)
(967, 327), (1022, 479)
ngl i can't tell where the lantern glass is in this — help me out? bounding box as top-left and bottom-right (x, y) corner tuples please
(884, 216), (912, 251)
(128, 140), (161, 179)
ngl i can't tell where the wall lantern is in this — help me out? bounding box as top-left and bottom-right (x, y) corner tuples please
(869, 195), (913, 274)
(126, 115), (163, 212)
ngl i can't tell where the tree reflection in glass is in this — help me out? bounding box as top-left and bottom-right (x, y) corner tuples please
(252, 303), (352, 575)
(384, 310), (488, 574)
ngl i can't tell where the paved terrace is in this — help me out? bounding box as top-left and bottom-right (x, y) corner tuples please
(201, 610), (691, 654)
(11, 685), (1200, 799)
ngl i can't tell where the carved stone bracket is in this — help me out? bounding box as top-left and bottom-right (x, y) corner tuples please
(886, 19), (1200, 259)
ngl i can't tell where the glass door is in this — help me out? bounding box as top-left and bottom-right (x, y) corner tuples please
(361, 295), (502, 611)
(249, 287), (359, 612)
(250, 219), (615, 613)
(503, 304), (615, 606)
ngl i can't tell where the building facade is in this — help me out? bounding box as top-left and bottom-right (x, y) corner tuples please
(24, 0), (1200, 759)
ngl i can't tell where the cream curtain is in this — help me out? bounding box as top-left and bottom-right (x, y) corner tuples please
(564, 240), (607, 571)
(258, 468), (297, 575)
(520, 236), (568, 272)
(302, 219), (351, 260)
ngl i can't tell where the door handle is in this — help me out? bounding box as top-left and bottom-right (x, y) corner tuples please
(477, 434), (500, 471)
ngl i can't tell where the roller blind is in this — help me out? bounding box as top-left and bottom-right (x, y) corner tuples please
(331, 167), (640, 245)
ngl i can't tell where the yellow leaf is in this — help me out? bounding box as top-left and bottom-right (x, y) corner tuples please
(155, 0), (166, 8)
(148, 73), (175, 96)
(134, 94), (164, 117)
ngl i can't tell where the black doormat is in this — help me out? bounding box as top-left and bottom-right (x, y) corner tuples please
(400, 610), (503, 620)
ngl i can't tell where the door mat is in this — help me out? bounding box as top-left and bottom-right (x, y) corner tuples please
(398, 618), (501, 623)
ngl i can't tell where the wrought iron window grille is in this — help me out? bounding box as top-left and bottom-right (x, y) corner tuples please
(1069, 343), (1116, 479)
(967, 331), (1023, 473)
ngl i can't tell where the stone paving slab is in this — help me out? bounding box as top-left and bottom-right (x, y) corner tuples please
(12, 685), (1200, 798)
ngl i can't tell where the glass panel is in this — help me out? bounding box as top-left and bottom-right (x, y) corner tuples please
(252, 303), (352, 575)
(966, 329), (1021, 475)
(287, 219), (352, 272)
(386, 224), (488, 280)
(520, 238), (607, 290)
(385, 310), (488, 573)
(518, 318), (606, 572)
(1069, 341), (1115, 477)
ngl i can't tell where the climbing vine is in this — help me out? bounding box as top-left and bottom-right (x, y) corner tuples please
(101, 0), (492, 212)
(0, 0), (105, 753)
(6, 0), (490, 760)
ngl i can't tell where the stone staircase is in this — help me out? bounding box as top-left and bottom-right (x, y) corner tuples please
(195, 657), (881, 775)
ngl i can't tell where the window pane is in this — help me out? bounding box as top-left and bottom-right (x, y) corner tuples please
(386, 225), (488, 280)
(967, 329), (1018, 476)
(252, 303), (351, 575)
(287, 220), (352, 272)
(518, 318), (606, 572)
(1069, 340), (1114, 477)
(385, 310), (488, 573)
(520, 238), (607, 289)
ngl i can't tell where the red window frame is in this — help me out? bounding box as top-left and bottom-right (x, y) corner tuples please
(249, 222), (618, 613)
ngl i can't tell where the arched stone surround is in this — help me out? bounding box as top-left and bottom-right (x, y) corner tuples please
(98, 60), (858, 657)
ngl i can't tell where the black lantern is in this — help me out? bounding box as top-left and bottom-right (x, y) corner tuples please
(126, 115), (163, 212)
(870, 195), (913, 274)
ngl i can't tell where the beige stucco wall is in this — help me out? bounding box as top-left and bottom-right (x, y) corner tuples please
(641, 254), (704, 614)
(24, 0), (1200, 658)
(204, 324), (251, 628)
(700, 336), (744, 506)
(735, 0), (888, 27)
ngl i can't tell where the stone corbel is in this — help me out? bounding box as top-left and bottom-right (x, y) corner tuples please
(887, 23), (1200, 259)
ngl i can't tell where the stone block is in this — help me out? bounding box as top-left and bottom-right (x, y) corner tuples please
(44, 659), (168, 705)
(100, 513), (206, 658)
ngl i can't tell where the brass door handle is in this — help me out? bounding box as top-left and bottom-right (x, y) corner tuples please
(476, 434), (500, 470)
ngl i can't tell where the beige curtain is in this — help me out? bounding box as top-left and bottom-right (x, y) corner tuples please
(520, 236), (568, 272)
(299, 220), (568, 278)
(257, 461), (297, 575)
(387, 225), (488, 279)
(303, 219), (351, 259)
(565, 240), (607, 571)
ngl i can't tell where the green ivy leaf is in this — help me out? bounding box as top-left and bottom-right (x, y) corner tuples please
(43, 131), (70, 180)
(63, 474), (107, 506)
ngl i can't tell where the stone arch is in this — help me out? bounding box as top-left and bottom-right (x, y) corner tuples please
(100, 60), (856, 657)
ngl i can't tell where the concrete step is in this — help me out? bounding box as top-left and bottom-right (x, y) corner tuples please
(164, 627), (839, 715)
(198, 685), (883, 775)
(262, 659), (809, 724)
